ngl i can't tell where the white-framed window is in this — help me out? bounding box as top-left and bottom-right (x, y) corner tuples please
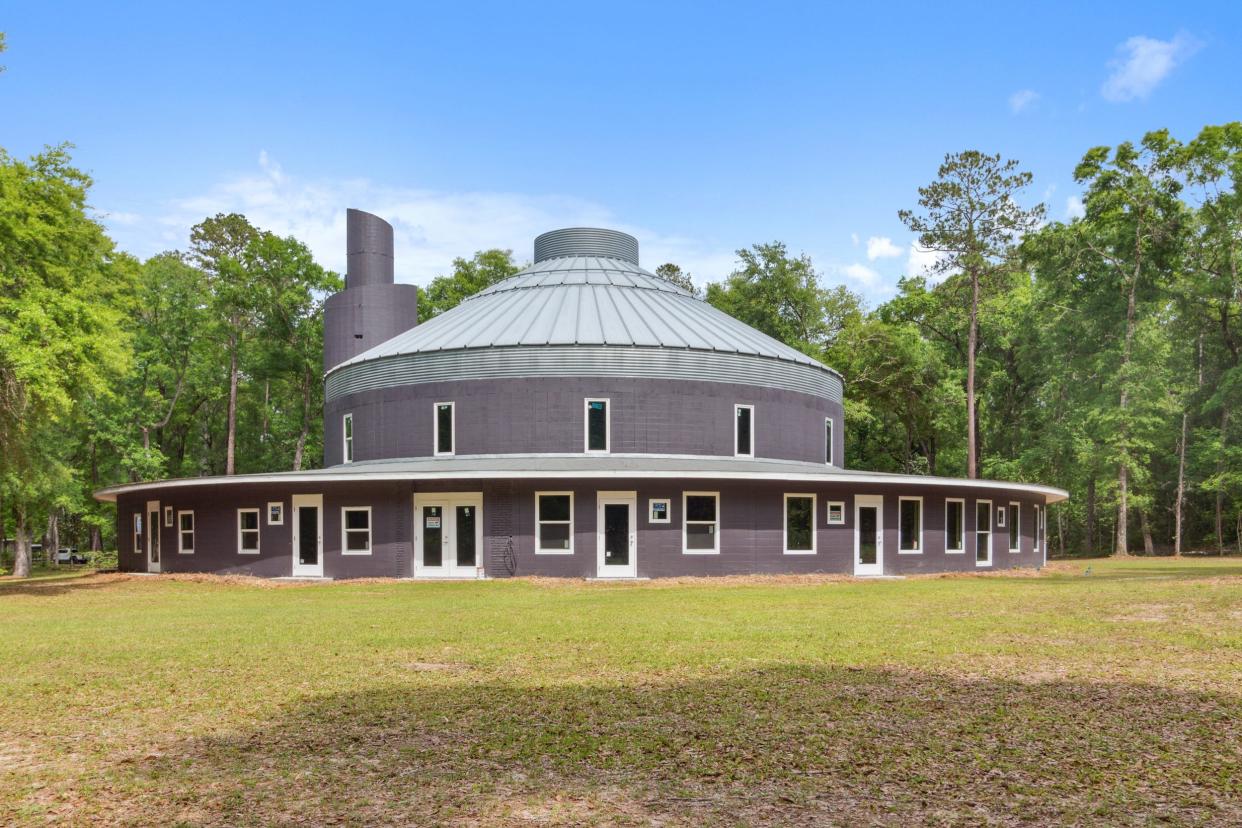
(1008, 502), (1021, 552)
(177, 511), (195, 554)
(1034, 504), (1044, 560)
(945, 498), (965, 554)
(898, 496), (923, 554)
(342, 413), (354, 464)
(342, 507), (372, 555)
(735, 404), (754, 458)
(536, 491), (574, 554)
(133, 513), (142, 555)
(238, 508), (261, 555)
(434, 402), (455, 456)
(649, 498), (671, 524)
(268, 502), (284, 525)
(976, 499), (992, 566)
(683, 492), (719, 554)
(163, 506), (173, 528)
(996, 505), (1006, 528)
(584, 398), (609, 453)
(825, 417), (834, 466)
(783, 493), (816, 555)
(826, 501), (845, 525)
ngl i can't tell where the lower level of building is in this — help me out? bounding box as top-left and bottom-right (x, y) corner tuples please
(115, 477), (1050, 579)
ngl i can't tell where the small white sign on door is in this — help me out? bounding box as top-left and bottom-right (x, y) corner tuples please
(425, 516), (441, 529)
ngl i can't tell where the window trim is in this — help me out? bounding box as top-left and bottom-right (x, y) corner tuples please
(177, 510), (195, 555)
(734, 404), (754, 458)
(268, 501), (284, 526)
(433, 401), (455, 456)
(898, 495), (923, 554)
(342, 413), (354, 464)
(825, 417), (834, 466)
(163, 506), (173, 528)
(996, 505), (1006, 528)
(535, 491), (575, 555)
(682, 491), (720, 555)
(133, 513), (142, 555)
(341, 506), (373, 556)
(648, 497), (671, 524)
(783, 492), (817, 555)
(1008, 501), (1021, 553)
(826, 500), (846, 525)
(975, 498), (993, 567)
(237, 508), (261, 555)
(944, 498), (966, 554)
(584, 398), (610, 454)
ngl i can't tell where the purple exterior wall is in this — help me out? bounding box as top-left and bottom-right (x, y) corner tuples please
(323, 284), (419, 372)
(324, 377), (845, 467)
(116, 478), (1044, 579)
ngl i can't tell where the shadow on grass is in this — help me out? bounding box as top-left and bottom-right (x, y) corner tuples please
(0, 572), (120, 597)
(109, 666), (1241, 827)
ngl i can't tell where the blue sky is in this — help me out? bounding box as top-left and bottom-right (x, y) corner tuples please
(3, 1), (1239, 302)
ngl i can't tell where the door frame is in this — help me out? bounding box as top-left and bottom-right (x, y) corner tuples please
(413, 492), (484, 578)
(291, 494), (324, 577)
(145, 499), (161, 573)
(596, 490), (637, 578)
(853, 494), (884, 576)
(975, 498), (993, 567)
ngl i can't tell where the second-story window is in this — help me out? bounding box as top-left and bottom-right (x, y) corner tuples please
(435, 402), (454, 455)
(825, 417), (834, 466)
(343, 413), (354, 463)
(585, 398), (609, 453)
(735, 404), (753, 458)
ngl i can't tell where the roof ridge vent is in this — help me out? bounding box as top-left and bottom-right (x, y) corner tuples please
(534, 228), (638, 265)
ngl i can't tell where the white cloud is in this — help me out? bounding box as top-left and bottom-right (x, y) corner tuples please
(906, 243), (950, 283)
(1101, 33), (1200, 102)
(100, 152), (737, 288)
(843, 263), (880, 285)
(1009, 89), (1039, 113)
(1065, 195), (1085, 221)
(865, 235), (903, 261)
(850, 232), (860, 247)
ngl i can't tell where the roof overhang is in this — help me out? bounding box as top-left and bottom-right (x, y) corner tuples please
(93, 454), (1069, 504)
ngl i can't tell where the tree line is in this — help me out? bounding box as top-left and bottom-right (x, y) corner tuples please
(2, 121), (1239, 576)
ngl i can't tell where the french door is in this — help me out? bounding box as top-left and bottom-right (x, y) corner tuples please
(596, 491), (637, 578)
(414, 493), (483, 577)
(146, 500), (161, 573)
(292, 494), (323, 577)
(853, 495), (883, 576)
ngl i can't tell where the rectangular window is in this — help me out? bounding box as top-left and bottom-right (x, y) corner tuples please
(783, 493), (816, 555)
(585, 399), (609, 453)
(343, 413), (354, 463)
(899, 496), (923, 553)
(238, 509), (261, 554)
(177, 511), (195, 554)
(133, 513), (142, 555)
(735, 404), (753, 457)
(945, 498), (965, 553)
(163, 506), (173, 528)
(1009, 502), (1020, 552)
(649, 498), (670, 523)
(268, 502), (284, 525)
(536, 492), (574, 554)
(826, 501), (845, 525)
(825, 418), (834, 466)
(683, 492), (719, 554)
(342, 507), (372, 555)
(996, 505), (1006, 528)
(435, 402), (454, 455)
(976, 500), (992, 565)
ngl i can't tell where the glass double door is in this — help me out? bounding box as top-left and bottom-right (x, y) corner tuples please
(414, 494), (482, 577)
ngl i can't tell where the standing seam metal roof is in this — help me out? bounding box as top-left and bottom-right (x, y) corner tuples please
(330, 252), (839, 377)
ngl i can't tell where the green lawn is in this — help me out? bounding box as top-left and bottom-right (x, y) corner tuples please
(2, 560), (1240, 826)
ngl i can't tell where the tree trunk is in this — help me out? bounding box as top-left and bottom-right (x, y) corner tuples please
(90, 525), (102, 553)
(292, 378), (311, 472)
(1056, 505), (1066, 558)
(966, 269), (979, 479)
(1216, 408), (1228, 553)
(1114, 252), (1140, 557)
(1140, 509), (1154, 556)
(13, 503), (31, 578)
(1174, 411), (1187, 557)
(1086, 476), (1097, 554)
(45, 512), (59, 567)
(226, 330), (238, 476)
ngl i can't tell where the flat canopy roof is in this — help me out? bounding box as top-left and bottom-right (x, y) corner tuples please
(94, 454), (1069, 504)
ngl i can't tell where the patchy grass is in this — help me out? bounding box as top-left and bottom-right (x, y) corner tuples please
(2, 558), (1240, 826)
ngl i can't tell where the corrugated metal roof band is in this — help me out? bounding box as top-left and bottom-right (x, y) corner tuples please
(325, 345), (844, 403)
(534, 228), (639, 265)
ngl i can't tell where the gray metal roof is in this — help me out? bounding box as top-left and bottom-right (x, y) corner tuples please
(331, 243), (836, 376)
(94, 453), (1069, 503)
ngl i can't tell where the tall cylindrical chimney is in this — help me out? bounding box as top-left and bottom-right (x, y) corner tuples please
(345, 208), (395, 288)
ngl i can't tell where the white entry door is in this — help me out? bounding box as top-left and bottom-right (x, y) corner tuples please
(596, 491), (637, 578)
(854, 495), (884, 576)
(414, 493), (483, 578)
(146, 500), (161, 573)
(292, 494), (324, 577)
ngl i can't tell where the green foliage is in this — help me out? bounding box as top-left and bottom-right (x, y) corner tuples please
(654, 262), (698, 295)
(418, 248), (520, 321)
